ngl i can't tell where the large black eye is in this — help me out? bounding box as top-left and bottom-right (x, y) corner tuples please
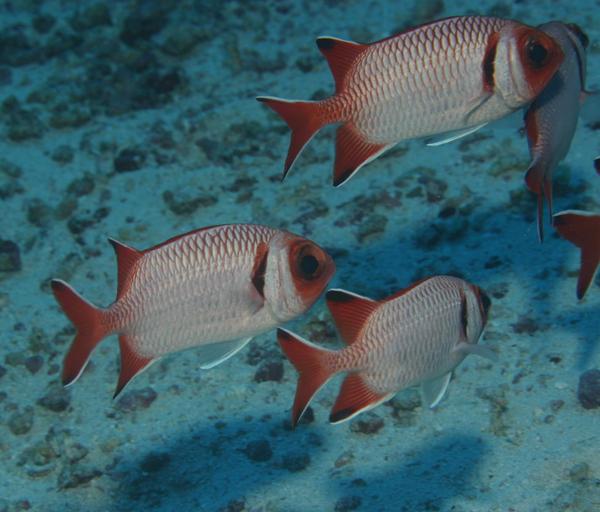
(526, 39), (549, 68)
(299, 253), (319, 279)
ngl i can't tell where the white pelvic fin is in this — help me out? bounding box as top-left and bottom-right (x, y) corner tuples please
(421, 372), (452, 408)
(426, 123), (488, 147)
(454, 342), (498, 362)
(197, 337), (253, 369)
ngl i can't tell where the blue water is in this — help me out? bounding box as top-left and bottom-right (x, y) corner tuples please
(0, 1), (598, 511)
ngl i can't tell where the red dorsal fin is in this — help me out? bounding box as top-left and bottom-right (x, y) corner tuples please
(316, 37), (367, 93)
(251, 242), (269, 299)
(329, 373), (390, 424)
(114, 335), (154, 398)
(333, 124), (388, 186)
(326, 289), (378, 345)
(384, 278), (431, 301)
(108, 238), (143, 299)
(553, 210), (600, 299)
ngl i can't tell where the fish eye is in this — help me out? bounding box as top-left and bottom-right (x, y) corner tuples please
(295, 244), (323, 280)
(526, 39), (549, 68)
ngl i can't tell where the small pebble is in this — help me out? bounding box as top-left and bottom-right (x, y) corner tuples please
(114, 147), (146, 172)
(568, 462), (590, 483)
(37, 384), (71, 412)
(335, 496), (362, 512)
(51, 145), (74, 164)
(281, 452), (310, 472)
(577, 369), (600, 409)
(8, 407), (34, 435)
(253, 361), (284, 383)
(0, 240), (21, 271)
(349, 413), (384, 434)
(116, 387), (158, 412)
(243, 439), (272, 462)
(24, 355), (43, 374)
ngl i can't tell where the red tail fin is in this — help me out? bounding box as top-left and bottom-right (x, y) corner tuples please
(51, 279), (109, 386)
(277, 328), (336, 427)
(553, 210), (600, 299)
(257, 96), (327, 179)
(524, 160), (552, 242)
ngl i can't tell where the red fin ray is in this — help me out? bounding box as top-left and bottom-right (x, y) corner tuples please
(553, 210), (600, 299)
(256, 97), (326, 179)
(329, 373), (391, 424)
(277, 328), (337, 427)
(114, 335), (155, 398)
(325, 289), (378, 345)
(51, 279), (109, 387)
(316, 37), (367, 93)
(333, 124), (389, 186)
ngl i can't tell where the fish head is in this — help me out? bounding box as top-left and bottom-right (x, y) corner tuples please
(265, 233), (335, 321)
(463, 283), (492, 343)
(493, 24), (564, 109)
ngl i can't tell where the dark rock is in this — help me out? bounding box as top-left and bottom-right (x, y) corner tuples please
(58, 464), (102, 489)
(27, 198), (53, 228)
(37, 384), (71, 412)
(140, 452), (170, 472)
(577, 369), (600, 409)
(49, 104), (91, 129)
(67, 213), (96, 235)
(3, 101), (45, 141)
(69, 3), (112, 31)
(335, 496), (362, 511)
(0, 66), (11, 85)
(0, 240), (21, 271)
(281, 452), (310, 472)
(254, 360), (284, 383)
(243, 439), (272, 462)
(162, 189), (217, 216)
(298, 406), (314, 425)
(0, 365), (6, 379)
(51, 145), (75, 164)
(161, 26), (208, 56)
(219, 500), (246, 512)
(511, 315), (540, 335)
(356, 214), (387, 243)
(116, 387), (157, 412)
(568, 462), (590, 483)
(67, 175), (95, 197)
(24, 355), (44, 374)
(8, 406), (34, 435)
(32, 13), (56, 34)
(0, 27), (41, 66)
(349, 412), (384, 434)
(114, 148), (147, 172)
(120, 2), (171, 46)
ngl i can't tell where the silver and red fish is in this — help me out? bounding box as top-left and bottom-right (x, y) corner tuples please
(258, 16), (564, 186)
(51, 224), (335, 396)
(278, 276), (494, 426)
(554, 210), (600, 299)
(524, 22), (589, 241)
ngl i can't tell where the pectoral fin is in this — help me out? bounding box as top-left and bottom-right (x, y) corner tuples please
(197, 338), (253, 369)
(426, 123), (487, 147)
(454, 342), (498, 362)
(421, 372), (452, 408)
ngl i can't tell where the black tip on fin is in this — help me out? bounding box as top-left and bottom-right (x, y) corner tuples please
(316, 37), (336, 51)
(329, 408), (353, 423)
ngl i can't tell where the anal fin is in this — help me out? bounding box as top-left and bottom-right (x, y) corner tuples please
(114, 335), (155, 398)
(453, 342), (498, 362)
(329, 373), (392, 423)
(421, 372), (452, 408)
(197, 337), (253, 370)
(333, 124), (391, 187)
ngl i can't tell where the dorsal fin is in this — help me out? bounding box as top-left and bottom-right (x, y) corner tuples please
(316, 37), (367, 93)
(385, 278), (430, 302)
(108, 238), (143, 300)
(325, 289), (378, 345)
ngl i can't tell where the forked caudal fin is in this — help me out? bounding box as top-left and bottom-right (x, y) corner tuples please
(524, 160), (553, 243)
(51, 279), (110, 387)
(277, 328), (337, 427)
(553, 210), (600, 299)
(256, 97), (327, 180)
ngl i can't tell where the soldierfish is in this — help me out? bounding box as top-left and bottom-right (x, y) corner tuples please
(524, 22), (589, 241)
(278, 276), (494, 426)
(258, 16), (564, 186)
(51, 224), (335, 396)
(553, 210), (600, 299)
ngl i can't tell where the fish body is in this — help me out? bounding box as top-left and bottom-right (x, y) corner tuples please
(51, 224), (335, 396)
(553, 210), (600, 299)
(258, 16), (564, 186)
(524, 22), (589, 241)
(278, 276), (493, 426)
